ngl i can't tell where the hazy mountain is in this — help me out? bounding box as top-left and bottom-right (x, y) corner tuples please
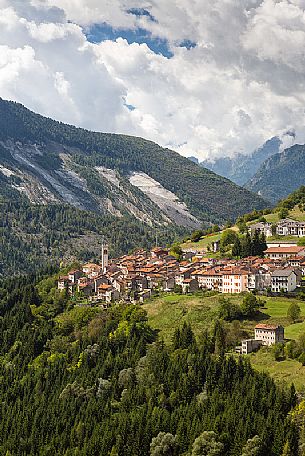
(201, 137), (281, 186)
(245, 144), (305, 203)
(0, 99), (267, 228)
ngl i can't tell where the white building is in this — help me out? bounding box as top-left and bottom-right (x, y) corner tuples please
(255, 324), (284, 346)
(249, 222), (273, 238)
(271, 269), (297, 293)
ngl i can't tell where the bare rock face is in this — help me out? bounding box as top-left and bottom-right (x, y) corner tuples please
(0, 140), (200, 227)
(129, 172), (200, 228)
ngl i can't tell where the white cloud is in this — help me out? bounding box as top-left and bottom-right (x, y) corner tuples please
(0, 0), (305, 160)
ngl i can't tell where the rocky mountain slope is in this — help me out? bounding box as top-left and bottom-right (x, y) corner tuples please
(201, 137), (281, 186)
(0, 99), (267, 227)
(245, 144), (305, 203)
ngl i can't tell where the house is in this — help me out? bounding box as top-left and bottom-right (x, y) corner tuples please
(78, 282), (94, 297)
(255, 324), (284, 346)
(151, 247), (169, 259)
(181, 278), (199, 294)
(276, 219), (305, 237)
(193, 268), (222, 291)
(247, 268), (271, 292)
(58, 276), (69, 291)
(264, 246), (305, 259)
(96, 284), (119, 303)
(221, 268), (249, 294)
(138, 289), (152, 303)
(68, 270), (82, 284)
(249, 222), (273, 238)
(271, 269), (297, 293)
(240, 339), (263, 354)
(82, 263), (102, 278)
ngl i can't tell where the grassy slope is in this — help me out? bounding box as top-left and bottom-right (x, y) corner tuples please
(181, 233), (222, 251)
(249, 349), (305, 391)
(143, 293), (305, 390)
(181, 205), (305, 252)
(252, 206), (305, 224)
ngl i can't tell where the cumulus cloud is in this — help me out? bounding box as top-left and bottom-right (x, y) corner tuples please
(0, 0), (305, 160)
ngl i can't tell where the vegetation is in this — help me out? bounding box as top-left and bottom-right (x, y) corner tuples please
(0, 99), (267, 225)
(287, 303), (301, 323)
(0, 273), (299, 455)
(241, 186), (305, 230)
(0, 201), (184, 276)
(143, 292), (305, 388)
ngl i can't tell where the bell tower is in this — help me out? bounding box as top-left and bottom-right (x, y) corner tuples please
(101, 237), (109, 273)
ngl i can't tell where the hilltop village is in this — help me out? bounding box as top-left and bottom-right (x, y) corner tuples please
(58, 238), (305, 305)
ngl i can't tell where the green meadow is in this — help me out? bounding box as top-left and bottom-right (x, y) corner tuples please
(143, 292), (305, 390)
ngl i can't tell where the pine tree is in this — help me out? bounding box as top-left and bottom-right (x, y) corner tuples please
(232, 237), (241, 258)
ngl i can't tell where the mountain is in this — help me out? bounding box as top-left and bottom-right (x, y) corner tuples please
(246, 144), (305, 203)
(0, 99), (267, 229)
(201, 137), (281, 186)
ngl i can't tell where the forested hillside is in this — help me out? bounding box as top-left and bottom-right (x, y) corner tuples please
(0, 202), (184, 277)
(0, 98), (267, 226)
(0, 273), (298, 455)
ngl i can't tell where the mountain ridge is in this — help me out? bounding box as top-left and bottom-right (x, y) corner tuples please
(245, 143), (305, 203)
(201, 137), (281, 186)
(0, 98), (267, 226)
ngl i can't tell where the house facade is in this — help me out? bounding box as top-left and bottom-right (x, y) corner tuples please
(264, 246), (305, 259)
(255, 324), (284, 346)
(271, 269), (297, 293)
(221, 269), (248, 294)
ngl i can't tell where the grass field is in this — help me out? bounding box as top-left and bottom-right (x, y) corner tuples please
(143, 292), (305, 389)
(249, 348), (305, 391)
(250, 206), (305, 225)
(181, 233), (221, 251)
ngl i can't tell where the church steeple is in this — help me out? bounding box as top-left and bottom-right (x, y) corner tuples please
(101, 237), (109, 273)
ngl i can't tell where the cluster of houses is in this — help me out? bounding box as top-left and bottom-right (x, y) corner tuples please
(250, 218), (305, 238)
(57, 242), (305, 306)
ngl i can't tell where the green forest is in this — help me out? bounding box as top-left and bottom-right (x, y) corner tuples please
(0, 272), (300, 455)
(0, 201), (184, 277)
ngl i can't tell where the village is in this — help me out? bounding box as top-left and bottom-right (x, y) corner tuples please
(57, 221), (305, 355)
(58, 236), (305, 305)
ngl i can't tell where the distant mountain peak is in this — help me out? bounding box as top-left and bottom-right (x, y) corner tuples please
(245, 143), (305, 203)
(201, 137), (281, 186)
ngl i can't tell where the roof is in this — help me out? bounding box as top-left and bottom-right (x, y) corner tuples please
(255, 324), (282, 330)
(271, 269), (296, 277)
(98, 284), (112, 290)
(265, 246), (305, 254)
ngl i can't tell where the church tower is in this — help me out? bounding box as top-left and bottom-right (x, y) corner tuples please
(101, 238), (109, 273)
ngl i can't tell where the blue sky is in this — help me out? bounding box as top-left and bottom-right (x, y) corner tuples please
(85, 23), (174, 58)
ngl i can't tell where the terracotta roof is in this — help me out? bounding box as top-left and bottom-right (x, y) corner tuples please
(255, 324), (281, 330)
(98, 284), (112, 290)
(265, 246), (305, 254)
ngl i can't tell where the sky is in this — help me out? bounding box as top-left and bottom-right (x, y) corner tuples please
(1, 0), (305, 161)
